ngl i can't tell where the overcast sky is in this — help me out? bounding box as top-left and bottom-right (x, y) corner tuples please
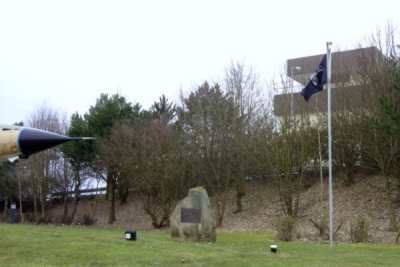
(0, 0), (399, 125)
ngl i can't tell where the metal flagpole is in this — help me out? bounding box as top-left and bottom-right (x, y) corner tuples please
(326, 42), (333, 248)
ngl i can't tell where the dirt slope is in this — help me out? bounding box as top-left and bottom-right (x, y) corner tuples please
(49, 174), (400, 243)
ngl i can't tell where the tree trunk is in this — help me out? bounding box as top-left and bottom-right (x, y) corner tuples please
(62, 191), (68, 223)
(117, 177), (129, 205)
(3, 197), (9, 218)
(385, 176), (398, 231)
(215, 192), (226, 227)
(33, 190), (40, 224)
(70, 167), (81, 223)
(234, 184), (245, 213)
(40, 187), (46, 222)
(107, 173), (116, 224)
(18, 176), (24, 223)
(40, 176), (48, 222)
(397, 178), (400, 203)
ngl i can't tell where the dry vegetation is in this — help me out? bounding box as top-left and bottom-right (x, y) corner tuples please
(47, 172), (399, 243)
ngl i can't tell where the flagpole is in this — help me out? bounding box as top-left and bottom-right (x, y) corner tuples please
(326, 42), (333, 248)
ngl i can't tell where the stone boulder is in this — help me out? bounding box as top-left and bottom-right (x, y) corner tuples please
(170, 186), (216, 242)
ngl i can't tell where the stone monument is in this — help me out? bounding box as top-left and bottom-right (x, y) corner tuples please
(170, 186), (216, 242)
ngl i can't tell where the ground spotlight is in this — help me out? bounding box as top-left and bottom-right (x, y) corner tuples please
(125, 230), (137, 241)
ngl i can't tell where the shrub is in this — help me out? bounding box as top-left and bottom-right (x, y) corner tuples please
(349, 217), (369, 243)
(79, 213), (96, 226)
(276, 216), (295, 241)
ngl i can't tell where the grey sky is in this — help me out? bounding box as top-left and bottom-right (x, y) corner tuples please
(0, 0), (399, 125)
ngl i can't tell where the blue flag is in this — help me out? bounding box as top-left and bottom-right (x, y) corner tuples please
(301, 55), (327, 101)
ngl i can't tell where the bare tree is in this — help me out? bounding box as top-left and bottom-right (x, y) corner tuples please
(355, 25), (400, 231)
(99, 117), (187, 228)
(258, 75), (318, 240)
(0, 162), (18, 221)
(25, 103), (68, 223)
(134, 120), (187, 228)
(331, 52), (364, 185)
(224, 61), (263, 213)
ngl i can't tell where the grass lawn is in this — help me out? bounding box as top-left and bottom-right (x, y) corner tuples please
(0, 224), (399, 266)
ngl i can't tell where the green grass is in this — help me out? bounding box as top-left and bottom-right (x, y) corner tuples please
(0, 224), (399, 267)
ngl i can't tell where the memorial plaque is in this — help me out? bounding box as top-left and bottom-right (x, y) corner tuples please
(181, 208), (201, 223)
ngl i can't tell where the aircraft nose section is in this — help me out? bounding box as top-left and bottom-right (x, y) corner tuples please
(18, 128), (72, 157)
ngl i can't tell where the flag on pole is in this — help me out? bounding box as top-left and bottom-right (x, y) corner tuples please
(301, 55), (327, 101)
(300, 44), (334, 248)
(299, 44), (334, 248)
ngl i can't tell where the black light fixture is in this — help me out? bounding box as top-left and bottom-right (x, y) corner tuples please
(125, 230), (137, 241)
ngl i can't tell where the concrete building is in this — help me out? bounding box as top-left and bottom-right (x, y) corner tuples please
(273, 47), (381, 121)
